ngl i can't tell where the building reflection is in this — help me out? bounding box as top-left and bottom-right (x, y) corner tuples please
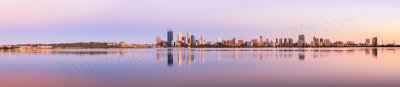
(187, 48), (192, 67)
(167, 49), (173, 67)
(157, 50), (161, 61)
(299, 53), (305, 61)
(155, 48), (397, 67)
(365, 48), (378, 58)
(178, 49), (182, 67)
(201, 50), (205, 63)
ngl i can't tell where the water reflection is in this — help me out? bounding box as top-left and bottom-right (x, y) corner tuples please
(1, 48), (400, 87)
(152, 48), (396, 67)
(365, 48), (378, 58)
(167, 49), (173, 67)
(299, 53), (305, 61)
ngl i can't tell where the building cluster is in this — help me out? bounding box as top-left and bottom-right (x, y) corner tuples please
(157, 29), (383, 48)
(157, 29), (208, 47)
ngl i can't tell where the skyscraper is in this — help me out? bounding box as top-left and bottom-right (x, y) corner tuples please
(178, 30), (182, 41)
(278, 38), (282, 47)
(298, 34), (305, 47)
(191, 35), (196, 46)
(232, 38), (236, 45)
(260, 35), (264, 46)
(284, 38), (287, 47)
(201, 34), (205, 45)
(324, 39), (331, 46)
(313, 37), (319, 47)
(372, 37), (378, 46)
(299, 35), (305, 42)
(365, 38), (371, 46)
(167, 29), (173, 46)
(288, 38), (293, 47)
(187, 31), (191, 44)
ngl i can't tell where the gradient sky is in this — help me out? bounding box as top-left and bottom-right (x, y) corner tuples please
(0, 0), (399, 45)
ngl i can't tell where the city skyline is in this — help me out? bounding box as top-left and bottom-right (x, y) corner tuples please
(1, 0), (400, 45)
(157, 29), (383, 47)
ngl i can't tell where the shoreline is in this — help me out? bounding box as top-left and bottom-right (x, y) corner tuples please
(1, 46), (400, 50)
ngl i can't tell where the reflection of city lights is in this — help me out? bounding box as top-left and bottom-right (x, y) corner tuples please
(178, 49), (182, 67)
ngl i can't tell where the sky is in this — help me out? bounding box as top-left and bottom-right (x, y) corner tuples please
(0, 0), (399, 45)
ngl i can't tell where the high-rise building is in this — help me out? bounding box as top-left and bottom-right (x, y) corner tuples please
(372, 37), (378, 46)
(288, 38), (293, 47)
(217, 38), (221, 43)
(284, 38), (287, 47)
(324, 39), (331, 46)
(178, 30), (182, 41)
(201, 34), (205, 45)
(278, 38), (282, 47)
(191, 35), (196, 46)
(313, 37), (319, 47)
(232, 38), (236, 45)
(299, 35), (305, 42)
(265, 39), (269, 47)
(187, 32), (191, 44)
(365, 38), (371, 46)
(167, 29), (174, 46)
(260, 35), (264, 46)
(297, 35), (305, 47)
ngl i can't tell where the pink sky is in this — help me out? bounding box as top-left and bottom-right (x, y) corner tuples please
(0, 0), (399, 44)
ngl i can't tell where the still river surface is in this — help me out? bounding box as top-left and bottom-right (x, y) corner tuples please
(0, 47), (399, 87)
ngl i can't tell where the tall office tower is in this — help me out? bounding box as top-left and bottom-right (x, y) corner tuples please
(319, 38), (324, 47)
(260, 35), (264, 46)
(187, 32), (191, 43)
(284, 38), (287, 47)
(201, 34), (205, 45)
(217, 38), (221, 43)
(191, 35), (196, 46)
(232, 38), (236, 45)
(266, 39), (269, 47)
(313, 37), (319, 47)
(372, 37), (378, 46)
(365, 38), (371, 46)
(288, 38), (293, 47)
(298, 34), (305, 47)
(278, 38), (283, 47)
(178, 30), (182, 41)
(299, 34), (305, 42)
(167, 29), (174, 46)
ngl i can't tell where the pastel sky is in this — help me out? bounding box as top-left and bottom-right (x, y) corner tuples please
(0, 0), (399, 45)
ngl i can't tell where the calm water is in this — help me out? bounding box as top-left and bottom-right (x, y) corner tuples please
(0, 48), (399, 87)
